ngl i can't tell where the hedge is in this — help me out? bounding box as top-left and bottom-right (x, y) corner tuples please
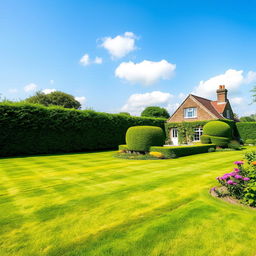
(150, 144), (216, 158)
(200, 135), (211, 144)
(236, 122), (256, 141)
(0, 103), (165, 156)
(203, 121), (232, 138)
(210, 136), (230, 147)
(126, 126), (165, 152)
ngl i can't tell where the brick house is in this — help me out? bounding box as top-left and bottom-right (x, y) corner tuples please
(167, 85), (235, 145)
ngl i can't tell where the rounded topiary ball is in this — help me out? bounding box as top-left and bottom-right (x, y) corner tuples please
(203, 121), (232, 138)
(126, 126), (165, 152)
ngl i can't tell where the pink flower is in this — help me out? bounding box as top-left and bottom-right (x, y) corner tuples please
(243, 177), (250, 181)
(227, 180), (234, 185)
(233, 182), (238, 185)
(234, 175), (243, 179)
(229, 172), (236, 177)
(234, 161), (244, 165)
(222, 174), (230, 180)
(234, 168), (240, 172)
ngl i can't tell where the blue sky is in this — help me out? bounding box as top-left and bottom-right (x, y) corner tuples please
(0, 0), (256, 116)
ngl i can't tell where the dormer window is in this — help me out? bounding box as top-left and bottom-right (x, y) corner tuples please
(184, 108), (197, 118)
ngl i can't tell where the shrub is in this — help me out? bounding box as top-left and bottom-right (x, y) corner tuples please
(208, 147), (216, 152)
(149, 151), (165, 159)
(126, 126), (165, 152)
(210, 136), (230, 148)
(244, 150), (256, 164)
(118, 145), (129, 152)
(245, 139), (255, 145)
(150, 144), (215, 158)
(0, 103), (165, 156)
(228, 140), (241, 150)
(203, 121), (232, 138)
(200, 134), (211, 144)
(236, 122), (256, 141)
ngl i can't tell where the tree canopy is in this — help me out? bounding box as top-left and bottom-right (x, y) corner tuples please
(25, 91), (81, 109)
(141, 106), (170, 119)
(240, 114), (256, 122)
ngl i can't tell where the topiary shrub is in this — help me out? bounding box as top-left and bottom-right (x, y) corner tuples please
(126, 126), (165, 152)
(203, 121), (232, 138)
(228, 140), (241, 150)
(210, 136), (230, 148)
(245, 139), (255, 145)
(200, 134), (211, 144)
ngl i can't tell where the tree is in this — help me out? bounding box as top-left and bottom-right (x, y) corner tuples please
(119, 112), (131, 116)
(240, 114), (256, 122)
(141, 106), (170, 119)
(25, 91), (81, 109)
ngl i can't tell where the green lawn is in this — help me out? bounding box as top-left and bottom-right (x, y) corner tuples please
(0, 148), (256, 256)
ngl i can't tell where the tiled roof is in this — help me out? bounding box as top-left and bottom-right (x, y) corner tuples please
(190, 94), (224, 119)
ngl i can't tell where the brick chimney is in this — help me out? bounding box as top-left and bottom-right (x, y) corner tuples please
(216, 85), (228, 103)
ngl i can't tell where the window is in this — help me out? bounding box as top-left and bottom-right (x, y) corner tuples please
(184, 108), (197, 118)
(172, 128), (178, 138)
(193, 127), (203, 141)
(226, 109), (231, 119)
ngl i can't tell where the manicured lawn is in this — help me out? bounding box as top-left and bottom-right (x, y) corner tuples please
(0, 148), (256, 256)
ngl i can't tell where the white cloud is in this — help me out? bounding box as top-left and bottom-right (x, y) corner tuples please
(80, 54), (90, 66)
(50, 80), (54, 85)
(8, 88), (18, 93)
(121, 91), (173, 115)
(75, 96), (86, 105)
(94, 56), (103, 64)
(193, 69), (256, 99)
(24, 83), (37, 92)
(230, 97), (244, 105)
(115, 60), (176, 85)
(42, 88), (57, 94)
(101, 32), (137, 58)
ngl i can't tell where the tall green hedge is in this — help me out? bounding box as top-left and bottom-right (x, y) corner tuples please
(236, 122), (256, 141)
(0, 103), (165, 156)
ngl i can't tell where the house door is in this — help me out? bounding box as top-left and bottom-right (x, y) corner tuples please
(171, 128), (178, 145)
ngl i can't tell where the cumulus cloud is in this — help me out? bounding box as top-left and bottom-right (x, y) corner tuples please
(80, 54), (90, 66)
(121, 91), (173, 115)
(193, 69), (256, 99)
(75, 96), (86, 105)
(101, 32), (137, 58)
(94, 56), (103, 64)
(24, 83), (37, 92)
(80, 54), (103, 65)
(42, 88), (57, 94)
(115, 60), (176, 85)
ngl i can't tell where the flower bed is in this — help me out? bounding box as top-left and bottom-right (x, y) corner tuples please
(212, 150), (256, 207)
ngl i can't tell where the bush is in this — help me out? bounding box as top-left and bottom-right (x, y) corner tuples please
(150, 144), (216, 158)
(200, 135), (211, 144)
(141, 106), (170, 119)
(149, 151), (165, 159)
(236, 122), (256, 141)
(126, 126), (165, 152)
(208, 147), (216, 152)
(245, 139), (255, 145)
(244, 150), (256, 164)
(203, 121), (232, 138)
(0, 103), (165, 156)
(118, 145), (129, 152)
(228, 140), (241, 150)
(210, 136), (230, 148)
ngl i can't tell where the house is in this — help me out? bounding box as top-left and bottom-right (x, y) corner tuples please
(167, 85), (235, 145)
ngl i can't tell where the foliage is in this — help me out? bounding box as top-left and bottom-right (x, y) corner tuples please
(149, 151), (165, 159)
(245, 139), (255, 145)
(150, 144), (216, 158)
(0, 103), (165, 156)
(25, 91), (81, 109)
(240, 114), (256, 122)
(228, 140), (242, 150)
(251, 85), (256, 103)
(115, 152), (160, 160)
(119, 112), (131, 116)
(203, 121), (232, 138)
(208, 147), (216, 152)
(126, 126), (165, 152)
(118, 144), (129, 151)
(210, 136), (230, 148)
(244, 150), (256, 164)
(236, 122), (256, 141)
(200, 134), (211, 144)
(141, 106), (170, 119)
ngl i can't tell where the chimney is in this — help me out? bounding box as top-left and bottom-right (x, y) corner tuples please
(216, 85), (228, 103)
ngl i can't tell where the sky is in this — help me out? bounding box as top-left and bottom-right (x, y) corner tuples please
(0, 0), (256, 116)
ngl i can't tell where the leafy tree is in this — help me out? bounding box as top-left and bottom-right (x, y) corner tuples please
(240, 114), (256, 122)
(119, 112), (130, 116)
(25, 91), (81, 109)
(141, 106), (170, 119)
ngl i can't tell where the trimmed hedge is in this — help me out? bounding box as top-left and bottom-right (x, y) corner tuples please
(150, 144), (216, 158)
(118, 145), (129, 151)
(203, 121), (232, 138)
(236, 122), (256, 141)
(210, 136), (230, 147)
(0, 103), (165, 156)
(200, 135), (211, 144)
(126, 126), (165, 152)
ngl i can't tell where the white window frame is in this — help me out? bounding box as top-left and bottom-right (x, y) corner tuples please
(193, 127), (203, 141)
(226, 109), (231, 119)
(184, 108), (197, 118)
(172, 128), (178, 138)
